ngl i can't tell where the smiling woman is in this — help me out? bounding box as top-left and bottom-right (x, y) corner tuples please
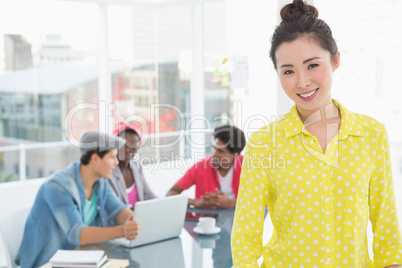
(231, 1), (402, 267)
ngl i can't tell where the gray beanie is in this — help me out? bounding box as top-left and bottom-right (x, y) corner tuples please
(79, 131), (126, 156)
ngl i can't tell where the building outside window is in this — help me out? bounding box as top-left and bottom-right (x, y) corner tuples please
(0, 0), (401, 189)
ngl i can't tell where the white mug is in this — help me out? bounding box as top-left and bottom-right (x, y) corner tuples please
(197, 217), (216, 233)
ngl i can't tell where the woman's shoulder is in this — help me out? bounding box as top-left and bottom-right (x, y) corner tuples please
(247, 123), (282, 152)
(248, 125), (272, 144)
(247, 112), (295, 143)
(345, 109), (386, 134)
(130, 159), (144, 173)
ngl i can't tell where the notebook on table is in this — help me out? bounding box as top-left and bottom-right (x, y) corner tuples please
(112, 195), (188, 248)
(49, 249), (108, 268)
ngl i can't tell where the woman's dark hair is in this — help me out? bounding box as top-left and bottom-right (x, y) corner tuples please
(80, 148), (110, 165)
(118, 128), (140, 140)
(269, 0), (338, 69)
(213, 124), (246, 155)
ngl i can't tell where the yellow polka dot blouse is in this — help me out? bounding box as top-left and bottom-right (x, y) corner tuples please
(231, 101), (402, 268)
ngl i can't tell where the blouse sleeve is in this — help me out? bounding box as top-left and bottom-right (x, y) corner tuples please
(231, 131), (270, 267)
(369, 126), (402, 266)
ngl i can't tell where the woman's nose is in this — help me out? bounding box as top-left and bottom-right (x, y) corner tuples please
(297, 71), (311, 89)
(125, 145), (131, 152)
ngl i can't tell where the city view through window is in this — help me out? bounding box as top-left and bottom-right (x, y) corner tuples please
(0, 0), (402, 192)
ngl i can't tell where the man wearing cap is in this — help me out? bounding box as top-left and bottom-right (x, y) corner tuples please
(16, 131), (141, 268)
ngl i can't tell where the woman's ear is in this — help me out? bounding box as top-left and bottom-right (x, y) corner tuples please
(332, 51), (340, 71)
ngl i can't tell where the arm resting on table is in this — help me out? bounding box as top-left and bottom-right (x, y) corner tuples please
(79, 225), (124, 245)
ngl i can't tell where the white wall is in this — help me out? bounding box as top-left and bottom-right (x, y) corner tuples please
(142, 159), (194, 198)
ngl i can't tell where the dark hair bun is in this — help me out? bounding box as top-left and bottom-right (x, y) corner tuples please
(280, 0), (319, 21)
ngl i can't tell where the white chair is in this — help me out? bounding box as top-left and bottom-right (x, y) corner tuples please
(0, 207), (31, 268)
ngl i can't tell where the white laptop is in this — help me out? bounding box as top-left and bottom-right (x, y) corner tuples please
(112, 195), (188, 248)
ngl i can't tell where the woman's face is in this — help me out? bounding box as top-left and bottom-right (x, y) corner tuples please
(118, 131), (141, 162)
(275, 36), (340, 118)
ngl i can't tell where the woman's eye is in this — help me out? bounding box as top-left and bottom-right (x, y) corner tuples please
(283, 70), (294, 75)
(308, 63), (319, 69)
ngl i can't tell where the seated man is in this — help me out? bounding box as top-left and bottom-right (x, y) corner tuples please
(16, 131), (141, 268)
(166, 124), (246, 209)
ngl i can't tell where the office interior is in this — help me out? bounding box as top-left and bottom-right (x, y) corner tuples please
(1, 0), (402, 266)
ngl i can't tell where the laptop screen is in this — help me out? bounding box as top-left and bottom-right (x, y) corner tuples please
(113, 195), (188, 248)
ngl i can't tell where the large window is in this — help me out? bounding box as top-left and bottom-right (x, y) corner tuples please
(0, 0), (236, 182)
(0, 0), (99, 181)
(0, 0), (402, 190)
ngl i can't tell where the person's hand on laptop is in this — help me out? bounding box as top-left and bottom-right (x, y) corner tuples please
(123, 214), (141, 240)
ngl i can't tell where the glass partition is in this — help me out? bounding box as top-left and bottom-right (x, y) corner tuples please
(0, 0), (99, 181)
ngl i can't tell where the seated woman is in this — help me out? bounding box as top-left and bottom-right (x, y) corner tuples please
(108, 122), (157, 209)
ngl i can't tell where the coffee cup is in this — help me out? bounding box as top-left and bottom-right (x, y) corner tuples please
(196, 217), (216, 233)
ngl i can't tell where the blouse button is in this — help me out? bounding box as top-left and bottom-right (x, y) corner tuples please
(325, 197), (331, 202)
